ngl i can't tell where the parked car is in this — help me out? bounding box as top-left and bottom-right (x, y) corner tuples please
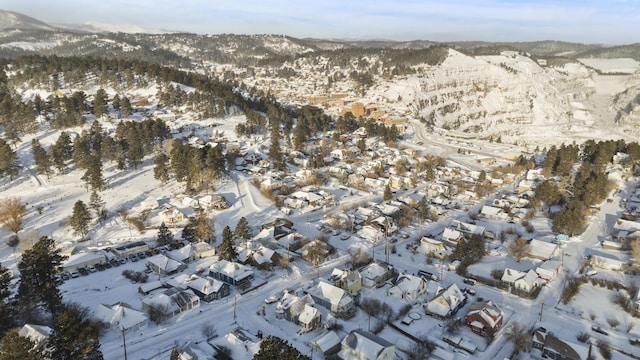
(591, 325), (609, 335)
(103, 262), (112, 269)
(586, 269), (598, 277)
(87, 266), (97, 273)
(60, 272), (70, 281)
(69, 270), (80, 278)
(94, 263), (105, 271)
(78, 268), (89, 276)
(118, 258), (127, 265)
(137, 252), (146, 259)
(463, 278), (477, 286)
(264, 294), (280, 304)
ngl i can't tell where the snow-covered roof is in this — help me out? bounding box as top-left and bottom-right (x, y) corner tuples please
(341, 329), (394, 360)
(298, 304), (321, 325)
(311, 331), (341, 353)
(528, 239), (558, 260)
(94, 303), (148, 331)
(18, 324), (52, 346)
(209, 260), (254, 281)
(63, 251), (106, 269)
(313, 281), (352, 308)
(187, 276), (225, 295)
(501, 268), (526, 283)
(147, 254), (183, 273)
(426, 283), (464, 317)
(167, 244), (194, 262)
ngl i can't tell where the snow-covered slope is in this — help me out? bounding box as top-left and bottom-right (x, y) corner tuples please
(0, 10), (55, 31)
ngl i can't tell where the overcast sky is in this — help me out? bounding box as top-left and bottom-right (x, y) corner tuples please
(4, 0), (640, 44)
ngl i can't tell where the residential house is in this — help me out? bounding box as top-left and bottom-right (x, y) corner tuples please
(167, 244), (197, 264)
(137, 199), (159, 213)
(211, 328), (260, 360)
(359, 261), (396, 288)
(502, 268), (539, 293)
(536, 260), (563, 282)
(18, 324), (52, 349)
(192, 241), (216, 259)
(146, 254), (186, 276)
(339, 329), (395, 360)
(141, 288), (200, 321)
(328, 268), (362, 297)
(309, 331), (342, 358)
(528, 239), (559, 261)
(424, 283), (467, 319)
(420, 237), (450, 259)
(612, 218), (640, 248)
(441, 228), (463, 247)
(161, 206), (186, 224)
(94, 303), (148, 336)
(307, 281), (356, 319)
(453, 221), (486, 239)
(479, 205), (510, 221)
(388, 274), (426, 300)
(532, 329), (589, 360)
(635, 289), (640, 313)
(186, 276), (230, 302)
(589, 254), (627, 271)
(276, 292), (321, 330)
(209, 260), (254, 288)
(464, 300), (504, 337)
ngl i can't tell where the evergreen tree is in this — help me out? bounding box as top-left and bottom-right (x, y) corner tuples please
(218, 225), (237, 261)
(193, 212), (215, 243)
(233, 217), (252, 240)
(182, 224), (196, 243)
(17, 236), (66, 318)
(0, 265), (13, 336)
(383, 184), (393, 202)
(268, 120), (284, 171)
(154, 153), (171, 185)
(253, 336), (310, 360)
(170, 348), (181, 360)
(0, 329), (44, 360)
(157, 222), (174, 246)
(46, 305), (103, 360)
(100, 136), (117, 163)
(51, 131), (72, 172)
(70, 200), (91, 238)
(0, 139), (17, 180)
(81, 154), (106, 192)
(111, 93), (121, 117)
(121, 96), (132, 117)
(416, 195), (429, 219)
(89, 190), (106, 222)
(31, 139), (53, 178)
(93, 88), (108, 118)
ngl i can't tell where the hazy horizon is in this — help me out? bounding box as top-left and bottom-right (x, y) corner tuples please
(3, 0), (640, 45)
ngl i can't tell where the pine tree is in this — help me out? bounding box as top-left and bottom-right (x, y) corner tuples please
(89, 190), (106, 222)
(51, 132), (72, 172)
(383, 184), (393, 202)
(253, 336), (310, 360)
(416, 195), (429, 219)
(268, 119), (284, 171)
(169, 348), (181, 360)
(81, 154), (106, 192)
(193, 212), (215, 243)
(93, 88), (108, 118)
(111, 93), (121, 117)
(218, 225), (237, 261)
(0, 265), (14, 336)
(0, 139), (17, 181)
(17, 236), (67, 318)
(233, 217), (252, 240)
(121, 96), (132, 117)
(0, 329), (44, 360)
(70, 200), (91, 238)
(157, 222), (174, 246)
(46, 305), (103, 360)
(182, 224), (196, 243)
(154, 153), (171, 185)
(31, 139), (53, 179)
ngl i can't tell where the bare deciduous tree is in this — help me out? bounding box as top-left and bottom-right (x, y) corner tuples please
(508, 238), (530, 262)
(0, 196), (27, 236)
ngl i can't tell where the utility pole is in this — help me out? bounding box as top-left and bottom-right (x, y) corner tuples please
(121, 326), (128, 360)
(539, 296), (544, 322)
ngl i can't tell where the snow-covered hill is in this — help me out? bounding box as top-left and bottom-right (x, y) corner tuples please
(0, 10), (55, 31)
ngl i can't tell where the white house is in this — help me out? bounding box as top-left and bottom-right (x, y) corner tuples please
(502, 268), (539, 293)
(480, 205), (510, 221)
(528, 239), (559, 261)
(339, 329), (395, 360)
(18, 324), (52, 349)
(388, 274), (426, 300)
(424, 283), (467, 318)
(94, 303), (148, 336)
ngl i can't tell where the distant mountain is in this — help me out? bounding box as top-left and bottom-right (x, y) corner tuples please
(0, 10), (55, 31)
(56, 21), (176, 35)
